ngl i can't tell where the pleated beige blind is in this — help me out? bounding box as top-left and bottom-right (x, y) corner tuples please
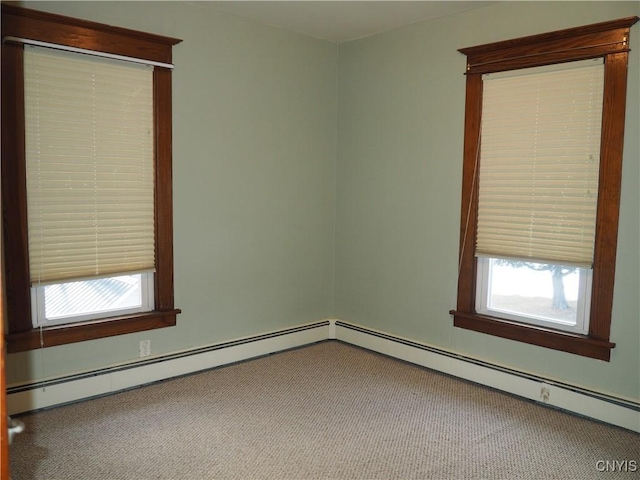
(24, 46), (155, 285)
(476, 59), (604, 267)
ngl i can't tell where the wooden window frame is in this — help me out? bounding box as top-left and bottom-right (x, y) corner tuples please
(1, 5), (182, 353)
(450, 17), (639, 361)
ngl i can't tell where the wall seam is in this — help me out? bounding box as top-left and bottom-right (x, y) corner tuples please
(329, 41), (340, 316)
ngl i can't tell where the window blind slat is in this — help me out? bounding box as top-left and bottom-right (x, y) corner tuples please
(475, 59), (604, 267)
(25, 46), (155, 284)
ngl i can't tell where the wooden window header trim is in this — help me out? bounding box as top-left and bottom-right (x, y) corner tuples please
(459, 16), (639, 74)
(1, 4), (182, 64)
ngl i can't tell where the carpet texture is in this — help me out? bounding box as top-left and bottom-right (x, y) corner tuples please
(9, 341), (640, 479)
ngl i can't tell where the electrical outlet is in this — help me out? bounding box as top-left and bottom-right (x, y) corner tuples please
(139, 339), (151, 358)
(540, 384), (551, 403)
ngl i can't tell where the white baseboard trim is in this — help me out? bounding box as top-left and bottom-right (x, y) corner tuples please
(334, 320), (640, 433)
(7, 320), (330, 415)
(8, 318), (639, 433)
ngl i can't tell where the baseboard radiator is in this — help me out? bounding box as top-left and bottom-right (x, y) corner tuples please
(7, 319), (639, 433)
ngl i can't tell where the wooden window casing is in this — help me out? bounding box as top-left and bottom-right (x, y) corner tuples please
(450, 17), (639, 361)
(1, 5), (182, 353)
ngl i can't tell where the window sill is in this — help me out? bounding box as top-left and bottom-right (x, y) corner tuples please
(450, 310), (615, 361)
(5, 309), (180, 353)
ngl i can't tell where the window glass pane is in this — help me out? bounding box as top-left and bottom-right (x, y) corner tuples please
(44, 274), (143, 320)
(487, 259), (583, 326)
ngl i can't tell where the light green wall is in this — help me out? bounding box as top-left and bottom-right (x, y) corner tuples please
(335, 1), (640, 400)
(6, 1), (338, 383)
(6, 1), (639, 403)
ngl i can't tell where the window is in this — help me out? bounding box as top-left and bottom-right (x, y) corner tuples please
(450, 17), (639, 361)
(25, 46), (156, 328)
(1, 5), (182, 352)
(474, 59), (603, 336)
(32, 274), (155, 328)
(476, 259), (593, 336)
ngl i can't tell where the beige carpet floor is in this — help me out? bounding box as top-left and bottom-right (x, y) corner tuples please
(9, 340), (640, 479)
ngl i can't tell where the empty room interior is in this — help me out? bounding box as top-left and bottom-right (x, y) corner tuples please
(2, 0), (639, 478)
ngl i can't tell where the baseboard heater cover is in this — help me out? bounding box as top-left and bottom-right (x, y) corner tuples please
(334, 320), (640, 433)
(7, 318), (638, 433)
(7, 320), (330, 414)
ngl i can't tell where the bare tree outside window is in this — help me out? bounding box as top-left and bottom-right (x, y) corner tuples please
(494, 260), (576, 311)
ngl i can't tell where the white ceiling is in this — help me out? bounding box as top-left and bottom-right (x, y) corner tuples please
(197, 1), (494, 43)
